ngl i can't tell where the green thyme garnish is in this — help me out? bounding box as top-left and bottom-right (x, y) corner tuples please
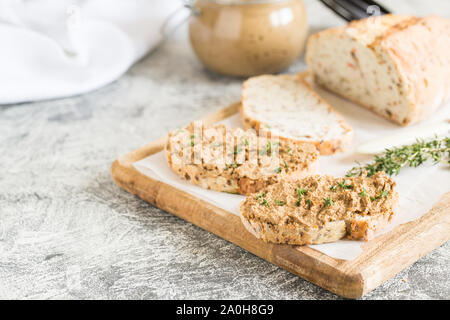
(256, 192), (266, 200)
(274, 167), (282, 173)
(284, 161), (289, 170)
(330, 185), (337, 191)
(243, 138), (249, 146)
(296, 188), (307, 196)
(266, 142), (272, 154)
(323, 197), (334, 207)
(338, 180), (353, 190)
(306, 199), (313, 209)
(259, 141), (280, 156)
(275, 200), (286, 206)
(371, 190), (389, 201)
(287, 148), (292, 155)
(346, 137), (450, 177)
(256, 192), (270, 207)
(189, 134), (196, 147)
(359, 189), (367, 197)
(378, 190), (389, 199)
(295, 188), (307, 206)
(260, 198), (270, 207)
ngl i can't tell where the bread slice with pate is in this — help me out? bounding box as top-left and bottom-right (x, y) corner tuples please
(241, 74), (353, 155)
(166, 122), (319, 195)
(239, 172), (398, 245)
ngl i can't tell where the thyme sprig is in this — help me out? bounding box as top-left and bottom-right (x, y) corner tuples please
(323, 197), (334, 207)
(347, 137), (450, 177)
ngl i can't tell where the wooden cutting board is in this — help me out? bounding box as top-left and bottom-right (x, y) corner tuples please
(111, 102), (450, 299)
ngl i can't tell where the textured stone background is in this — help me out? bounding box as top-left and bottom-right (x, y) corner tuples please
(0, 0), (449, 300)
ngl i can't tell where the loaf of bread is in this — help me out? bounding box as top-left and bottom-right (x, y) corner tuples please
(241, 74), (353, 155)
(166, 122), (319, 195)
(239, 172), (398, 245)
(306, 14), (450, 126)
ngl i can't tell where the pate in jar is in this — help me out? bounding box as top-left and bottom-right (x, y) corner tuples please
(188, 0), (308, 77)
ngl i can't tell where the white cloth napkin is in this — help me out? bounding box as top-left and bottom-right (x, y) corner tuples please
(0, 0), (187, 104)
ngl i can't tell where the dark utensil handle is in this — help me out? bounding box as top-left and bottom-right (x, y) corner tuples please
(345, 0), (390, 15)
(319, 0), (391, 22)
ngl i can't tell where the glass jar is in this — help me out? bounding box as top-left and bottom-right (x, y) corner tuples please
(188, 0), (308, 77)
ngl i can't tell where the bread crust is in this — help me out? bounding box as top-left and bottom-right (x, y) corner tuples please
(240, 74), (353, 155)
(306, 15), (450, 126)
(239, 211), (347, 245)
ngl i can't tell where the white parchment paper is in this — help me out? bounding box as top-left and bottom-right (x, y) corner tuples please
(134, 85), (450, 260)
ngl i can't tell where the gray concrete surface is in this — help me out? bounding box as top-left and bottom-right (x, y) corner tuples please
(0, 0), (449, 300)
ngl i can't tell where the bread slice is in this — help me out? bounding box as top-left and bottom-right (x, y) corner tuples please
(166, 122), (319, 195)
(239, 172), (398, 245)
(241, 74), (353, 155)
(306, 14), (450, 126)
